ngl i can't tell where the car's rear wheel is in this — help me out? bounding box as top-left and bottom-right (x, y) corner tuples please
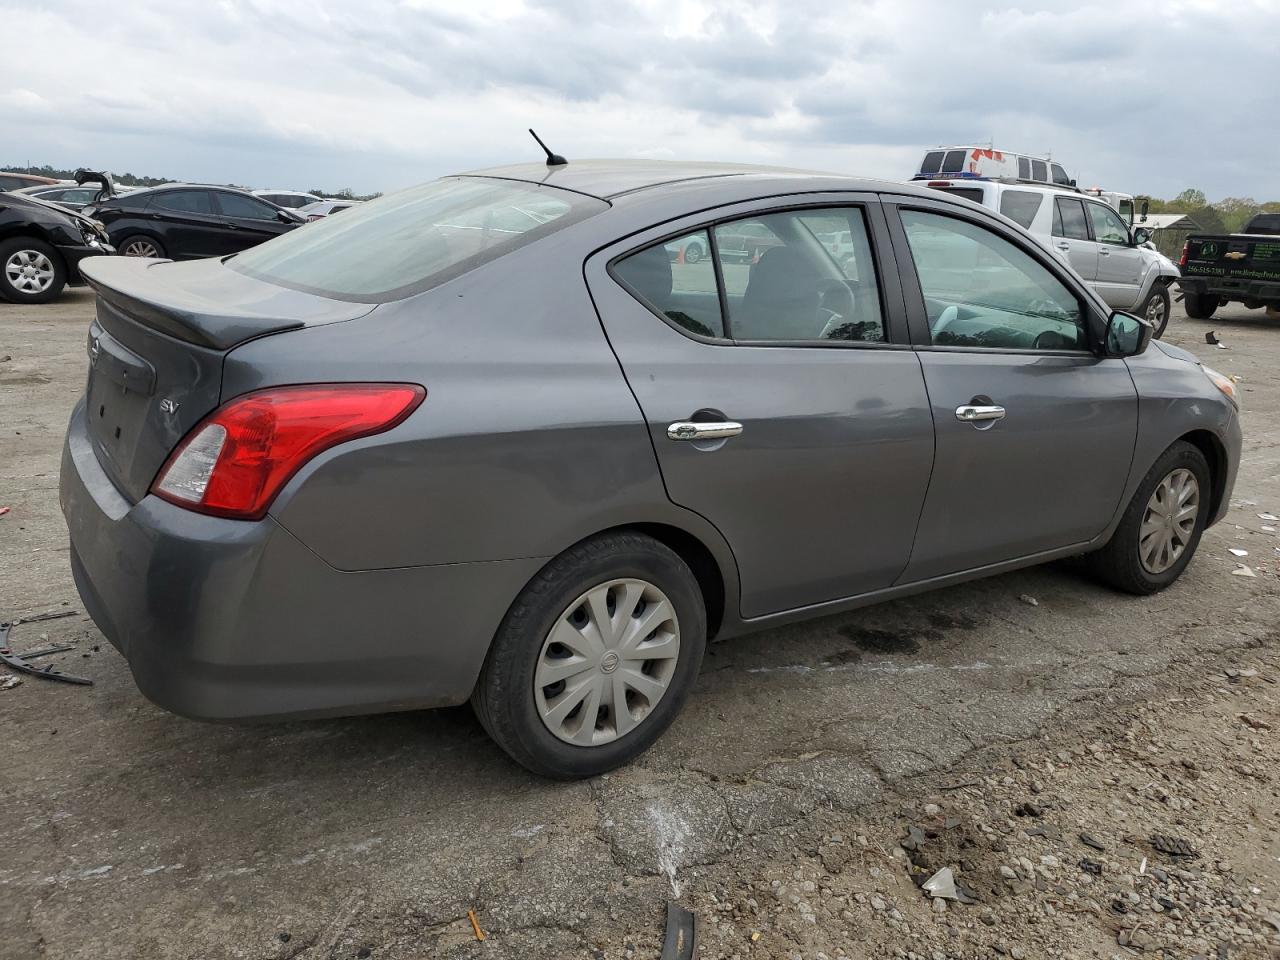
(683, 242), (703, 264)
(1183, 291), (1219, 320)
(1085, 441), (1211, 595)
(118, 235), (166, 259)
(1139, 282), (1172, 338)
(472, 532), (706, 778)
(0, 238), (66, 304)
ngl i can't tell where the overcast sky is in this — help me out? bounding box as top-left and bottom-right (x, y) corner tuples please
(2, 0), (1275, 200)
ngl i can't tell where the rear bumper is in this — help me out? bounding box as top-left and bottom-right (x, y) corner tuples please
(1178, 275), (1280, 303)
(59, 399), (543, 721)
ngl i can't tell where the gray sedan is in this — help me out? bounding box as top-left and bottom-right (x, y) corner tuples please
(60, 161), (1241, 778)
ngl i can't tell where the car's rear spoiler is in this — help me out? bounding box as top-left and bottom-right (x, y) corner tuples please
(74, 169), (116, 203)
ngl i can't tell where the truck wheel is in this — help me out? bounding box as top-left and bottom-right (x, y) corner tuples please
(1139, 283), (1172, 338)
(1183, 291), (1219, 320)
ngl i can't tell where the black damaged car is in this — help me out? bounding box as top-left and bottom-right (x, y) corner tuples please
(0, 190), (114, 303)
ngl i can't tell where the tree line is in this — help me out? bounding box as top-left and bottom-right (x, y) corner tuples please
(2, 163), (381, 201)
(1148, 189), (1280, 234)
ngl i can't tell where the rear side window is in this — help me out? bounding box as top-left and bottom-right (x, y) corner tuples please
(230, 178), (606, 302)
(153, 190), (214, 215)
(1053, 198), (1090, 240)
(920, 151), (945, 175)
(1017, 157), (1031, 180)
(999, 190), (1043, 229)
(613, 207), (885, 345)
(217, 192), (278, 220)
(931, 187), (985, 205)
(940, 150), (967, 174)
(1031, 160), (1048, 183)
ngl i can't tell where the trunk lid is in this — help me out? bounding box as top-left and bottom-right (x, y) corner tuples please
(79, 255), (375, 503)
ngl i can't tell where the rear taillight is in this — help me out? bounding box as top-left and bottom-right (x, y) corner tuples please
(151, 383), (425, 520)
(1179, 242), (1189, 267)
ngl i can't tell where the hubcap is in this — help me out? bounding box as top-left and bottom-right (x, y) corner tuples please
(534, 578), (680, 746)
(1139, 468), (1200, 574)
(4, 249), (55, 294)
(123, 239), (158, 257)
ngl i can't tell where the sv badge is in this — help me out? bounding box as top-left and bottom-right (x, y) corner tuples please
(159, 398), (181, 416)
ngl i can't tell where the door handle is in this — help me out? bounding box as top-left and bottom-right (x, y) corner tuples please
(1054, 242), (1070, 251)
(667, 420), (743, 441)
(955, 404), (1005, 423)
(1099, 248), (1110, 256)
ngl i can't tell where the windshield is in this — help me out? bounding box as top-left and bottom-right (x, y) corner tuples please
(230, 177), (607, 302)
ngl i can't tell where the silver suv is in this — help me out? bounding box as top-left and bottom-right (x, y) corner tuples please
(923, 179), (1180, 336)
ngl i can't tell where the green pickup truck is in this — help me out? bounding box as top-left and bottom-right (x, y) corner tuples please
(1177, 213), (1280, 319)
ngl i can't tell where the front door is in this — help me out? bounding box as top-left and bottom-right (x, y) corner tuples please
(586, 198), (936, 618)
(888, 202), (1137, 582)
(211, 191), (296, 254)
(1087, 201), (1144, 308)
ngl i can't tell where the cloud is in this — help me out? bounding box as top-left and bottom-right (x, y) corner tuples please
(0, 0), (1275, 200)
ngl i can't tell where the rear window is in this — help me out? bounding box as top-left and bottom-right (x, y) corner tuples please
(930, 186), (986, 205)
(999, 190), (1043, 228)
(940, 150), (967, 174)
(1245, 214), (1280, 235)
(230, 178), (606, 302)
(920, 151), (945, 175)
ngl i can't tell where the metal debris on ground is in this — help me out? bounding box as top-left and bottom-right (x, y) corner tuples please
(1150, 835), (1198, 859)
(660, 902), (696, 960)
(1079, 833), (1106, 852)
(1230, 565), (1257, 578)
(1257, 512), (1280, 522)
(0, 622), (94, 686)
(13, 608), (78, 625)
(1018, 594), (1039, 606)
(1205, 331), (1221, 344)
(466, 909), (485, 942)
(1228, 548), (1248, 557)
(1, 675), (21, 691)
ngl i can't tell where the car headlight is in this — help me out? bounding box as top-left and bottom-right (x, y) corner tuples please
(1202, 365), (1240, 410)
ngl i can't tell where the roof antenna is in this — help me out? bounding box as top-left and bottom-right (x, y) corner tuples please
(529, 128), (567, 167)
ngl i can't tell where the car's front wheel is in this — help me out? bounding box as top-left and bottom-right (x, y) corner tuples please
(1085, 441), (1211, 595)
(472, 532), (706, 778)
(1139, 282), (1172, 338)
(0, 238), (67, 304)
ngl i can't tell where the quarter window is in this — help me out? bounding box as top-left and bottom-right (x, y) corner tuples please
(154, 190), (214, 215)
(901, 210), (1085, 351)
(999, 190), (1043, 229)
(613, 230), (723, 339)
(1087, 203), (1130, 245)
(1052, 198), (1090, 241)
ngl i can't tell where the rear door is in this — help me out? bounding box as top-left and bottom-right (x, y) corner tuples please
(212, 191), (295, 253)
(586, 195), (936, 618)
(1050, 196), (1097, 281)
(885, 197), (1137, 581)
(1087, 201), (1143, 308)
(149, 189), (225, 258)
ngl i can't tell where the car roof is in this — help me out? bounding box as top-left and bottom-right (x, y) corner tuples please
(458, 159), (919, 201)
(255, 189), (318, 196)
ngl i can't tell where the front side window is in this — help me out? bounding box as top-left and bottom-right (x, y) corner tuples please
(999, 190), (1043, 229)
(1051, 163), (1071, 186)
(154, 190), (214, 215)
(217, 192), (278, 220)
(231, 177), (604, 301)
(1053, 197), (1090, 241)
(1087, 203), (1130, 245)
(613, 206), (885, 345)
(901, 209), (1085, 351)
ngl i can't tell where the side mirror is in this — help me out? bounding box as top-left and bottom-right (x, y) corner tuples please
(1104, 311), (1153, 357)
(1132, 227), (1151, 246)
(1139, 199), (1150, 219)
(277, 208), (304, 224)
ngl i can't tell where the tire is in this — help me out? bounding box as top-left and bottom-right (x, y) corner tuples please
(1085, 441), (1211, 595)
(0, 237), (67, 304)
(1183, 291), (1219, 320)
(117, 234), (166, 259)
(1139, 282), (1172, 338)
(472, 532), (707, 778)
(683, 242), (703, 264)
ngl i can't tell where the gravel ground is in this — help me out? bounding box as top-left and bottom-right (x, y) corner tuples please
(1, 289), (1278, 960)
